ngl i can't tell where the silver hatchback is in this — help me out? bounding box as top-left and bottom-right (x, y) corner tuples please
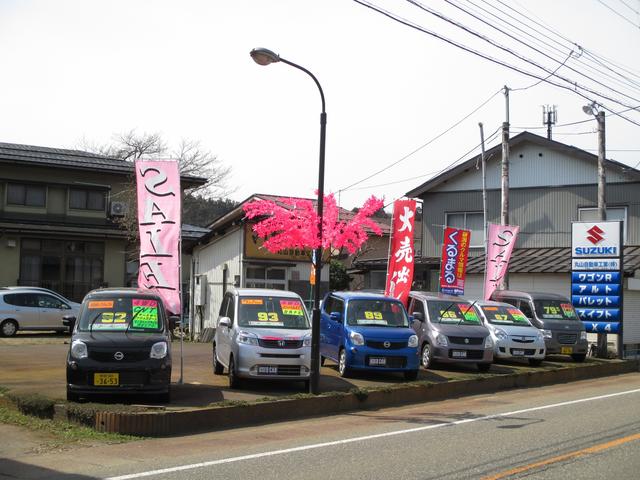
(212, 288), (312, 389)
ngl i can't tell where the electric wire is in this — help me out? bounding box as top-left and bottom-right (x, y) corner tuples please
(596, 0), (640, 30)
(353, 0), (640, 127)
(615, 0), (640, 15)
(338, 88), (502, 192)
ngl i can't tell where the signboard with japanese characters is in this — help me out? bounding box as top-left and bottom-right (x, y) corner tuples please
(570, 221), (623, 335)
(439, 227), (470, 296)
(385, 199), (416, 307)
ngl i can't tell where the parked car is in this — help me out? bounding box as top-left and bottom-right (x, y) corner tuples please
(490, 290), (588, 362)
(65, 288), (175, 402)
(473, 300), (546, 366)
(407, 292), (494, 372)
(4, 286), (81, 309)
(320, 291), (420, 380)
(0, 288), (80, 336)
(213, 288), (312, 389)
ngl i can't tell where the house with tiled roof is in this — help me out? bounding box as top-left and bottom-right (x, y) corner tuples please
(0, 142), (206, 302)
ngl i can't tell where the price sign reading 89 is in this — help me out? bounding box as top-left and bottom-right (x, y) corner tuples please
(364, 311), (383, 320)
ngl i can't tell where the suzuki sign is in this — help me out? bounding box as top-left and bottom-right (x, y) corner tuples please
(572, 221), (621, 257)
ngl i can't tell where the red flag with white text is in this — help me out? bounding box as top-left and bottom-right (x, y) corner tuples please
(385, 199), (416, 307)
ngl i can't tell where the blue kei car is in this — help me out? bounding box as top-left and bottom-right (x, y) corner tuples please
(320, 292), (420, 380)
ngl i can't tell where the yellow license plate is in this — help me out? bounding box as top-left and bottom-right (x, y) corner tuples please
(561, 346), (573, 354)
(94, 373), (119, 386)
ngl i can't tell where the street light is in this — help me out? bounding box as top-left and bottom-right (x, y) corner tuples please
(250, 47), (326, 395)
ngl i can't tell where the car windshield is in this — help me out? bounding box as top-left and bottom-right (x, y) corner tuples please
(427, 300), (482, 325)
(77, 297), (164, 332)
(534, 300), (578, 320)
(346, 299), (409, 327)
(480, 305), (532, 326)
(237, 296), (310, 329)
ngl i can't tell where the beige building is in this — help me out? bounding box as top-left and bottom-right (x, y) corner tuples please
(0, 142), (205, 302)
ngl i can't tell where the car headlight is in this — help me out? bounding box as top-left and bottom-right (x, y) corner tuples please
(150, 341), (168, 359)
(349, 331), (365, 346)
(484, 336), (494, 348)
(237, 332), (259, 346)
(70, 340), (87, 359)
(536, 331), (544, 341)
(303, 334), (312, 347)
(541, 329), (553, 339)
(408, 335), (419, 348)
(580, 331), (588, 341)
(493, 328), (507, 341)
(436, 333), (448, 347)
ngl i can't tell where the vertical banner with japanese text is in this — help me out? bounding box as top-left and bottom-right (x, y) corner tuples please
(385, 199), (416, 307)
(439, 227), (470, 296)
(483, 223), (520, 300)
(135, 160), (182, 314)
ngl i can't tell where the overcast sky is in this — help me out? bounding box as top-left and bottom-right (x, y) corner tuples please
(1, 0), (638, 210)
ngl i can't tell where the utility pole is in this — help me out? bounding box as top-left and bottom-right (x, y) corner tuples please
(479, 122), (487, 256)
(500, 86), (510, 289)
(542, 105), (557, 140)
(596, 109), (608, 358)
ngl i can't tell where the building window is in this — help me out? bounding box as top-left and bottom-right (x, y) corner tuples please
(7, 183), (46, 207)
(245, 266), (287, 290)
(445, 212), (484, 248)
(578, 206), (627, 243)
(69, 188), (106, 211)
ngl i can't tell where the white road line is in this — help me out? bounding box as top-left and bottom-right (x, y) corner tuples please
(106, 386), (640, 480)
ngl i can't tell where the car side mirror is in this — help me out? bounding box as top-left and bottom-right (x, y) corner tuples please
(412, 311), (424, 322)
(330, 312), (342, 323)
(169, 315), (180, 330)
(218, 317), (231, 328)
(62, 315), (76, 328)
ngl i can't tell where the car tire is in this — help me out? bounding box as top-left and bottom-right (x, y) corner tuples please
(158, 387), (171, 404)
(228, 356), (241, 389)
(421, 343), (433, 369)
(528, 358), (543, 367)
(0, 319), (18, 337)
(212, 343), (224, 375)
(320, 355), (325, 367)
(571, 353), (587, 363)
(338, 348), (351, 378)
(66, 388), (79, 402)
(404, 370), (419, 381)
(477, 363), (491, 373)
(302, 379), (310, 392)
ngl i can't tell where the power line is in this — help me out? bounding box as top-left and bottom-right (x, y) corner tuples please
(596, 0), (640, 30)
(339, 88), (502, 192)
(615, 0), (640, 16)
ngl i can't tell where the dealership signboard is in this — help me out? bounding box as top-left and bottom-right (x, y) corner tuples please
(571, 221), (623, 335)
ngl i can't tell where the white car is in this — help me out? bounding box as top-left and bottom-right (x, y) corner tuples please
(474, 300), (546, 366)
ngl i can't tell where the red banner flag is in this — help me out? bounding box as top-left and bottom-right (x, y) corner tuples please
(439, 227), (470, 296)
(385, 199), (417, 306)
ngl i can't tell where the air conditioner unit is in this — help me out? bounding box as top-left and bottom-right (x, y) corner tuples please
(110, 201), (128, 217)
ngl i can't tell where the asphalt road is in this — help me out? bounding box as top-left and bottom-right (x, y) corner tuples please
(2, 372), (639, 480)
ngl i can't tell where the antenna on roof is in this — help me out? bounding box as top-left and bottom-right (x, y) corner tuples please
(542, 105), (557, 140)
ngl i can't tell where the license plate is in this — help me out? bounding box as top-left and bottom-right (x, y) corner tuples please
(512, 349), (525, 356)
(452, 350), (467, 358)
(94, 373), (119, 386)
(561, 346), (573, 354)
(369, 357), (386, 366)
(258, 366), (278, 374)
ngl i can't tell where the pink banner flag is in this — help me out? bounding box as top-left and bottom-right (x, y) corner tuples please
(135, 160), (182, 315)
(484, 223), (520, 300)
(385, 199), (416, 307)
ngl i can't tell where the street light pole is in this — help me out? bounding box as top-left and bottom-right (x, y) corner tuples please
(250, 48), (326, 394)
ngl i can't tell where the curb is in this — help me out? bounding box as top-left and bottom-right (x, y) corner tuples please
(87, 360), (638, 437)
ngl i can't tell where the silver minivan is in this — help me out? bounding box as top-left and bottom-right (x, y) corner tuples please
(474, 300), (546, 366)
(212, 288), (312, 389)
(491, 290), (588, 362)
(0, 288), (80, 336)
(407, 292), (494, 372)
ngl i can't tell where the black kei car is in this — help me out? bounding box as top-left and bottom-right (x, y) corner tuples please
(64, 288), (176, 403)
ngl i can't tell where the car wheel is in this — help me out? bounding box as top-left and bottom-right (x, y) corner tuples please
(228, 356), (241, 389)
(571, 354), (587, 363)
(338, 348), (351, 378)
(421, 343), (433, 369)
(320, 355), (325, 367)
(528, 358), (543, 367)
(66, 388), (79, 402)
(302, 379), (310, 392)
(404, 370), (419, 381)
(158, 387), (171, 404)
(212, 343), (224, 375)
(477, 363), (491, 373)
(0, 319), (18, 337)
